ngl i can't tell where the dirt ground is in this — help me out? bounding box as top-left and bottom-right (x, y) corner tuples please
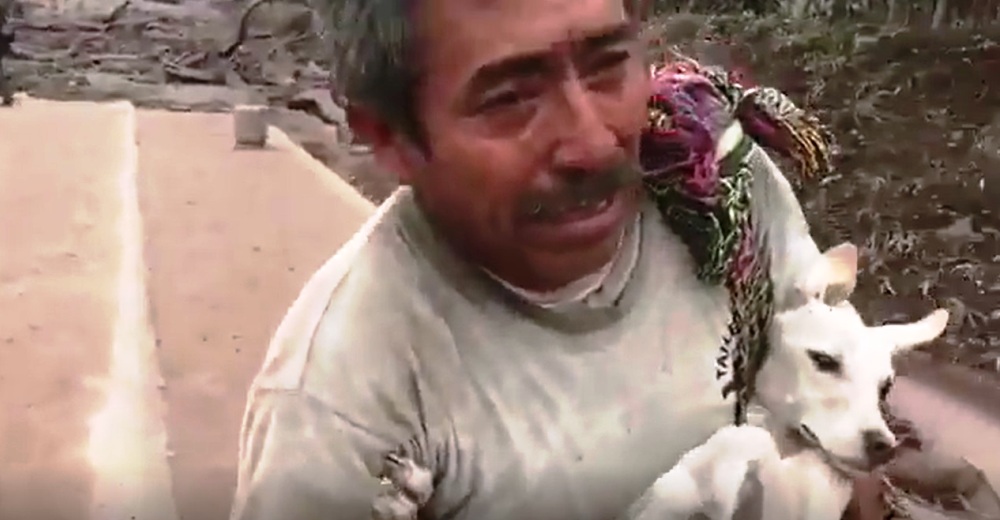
(6, 3), (996, 371)
(746, 22), (1000, 372)
(1, 4), (999, 518)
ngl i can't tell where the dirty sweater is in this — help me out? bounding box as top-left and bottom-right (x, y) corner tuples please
(230, 138), (821, 520)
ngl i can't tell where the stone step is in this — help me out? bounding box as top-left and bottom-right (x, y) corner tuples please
(135, 109), (373, 520)
(0, 98), (147, 520)
(0, 96), (375, 520)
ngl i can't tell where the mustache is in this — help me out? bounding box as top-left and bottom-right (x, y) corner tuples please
(516, 162), (643, 220)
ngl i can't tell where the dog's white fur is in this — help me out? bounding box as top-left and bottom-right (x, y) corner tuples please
(623, 243), (950, 520)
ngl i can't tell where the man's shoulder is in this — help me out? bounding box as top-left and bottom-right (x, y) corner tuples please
(252, 190), (451, 399)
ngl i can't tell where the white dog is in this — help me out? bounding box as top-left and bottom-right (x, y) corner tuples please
(622, 243), (950, 520)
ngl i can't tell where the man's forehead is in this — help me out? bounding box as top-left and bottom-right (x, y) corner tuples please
(417, 0), (631, 68)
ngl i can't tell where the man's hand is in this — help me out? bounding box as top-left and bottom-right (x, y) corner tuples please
(841, 474), (888, 520)
(371, 454), (434, 520)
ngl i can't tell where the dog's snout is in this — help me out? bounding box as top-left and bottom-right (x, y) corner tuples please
(861, 430), (896, 466)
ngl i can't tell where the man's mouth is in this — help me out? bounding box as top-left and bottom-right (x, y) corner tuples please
(516, 188), (633, 250)
(513, 163), (641, 248)
(527, 193), (616, 222)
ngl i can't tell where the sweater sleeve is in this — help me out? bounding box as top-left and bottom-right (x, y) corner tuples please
(229, 204), (442, 520)
(229, 388), (395, 520)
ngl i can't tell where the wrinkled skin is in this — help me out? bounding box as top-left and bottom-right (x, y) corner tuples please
(352, 0), (650, 292)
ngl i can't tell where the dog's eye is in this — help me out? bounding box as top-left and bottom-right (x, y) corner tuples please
(807, 350), (842, 374)
(878, 379), (894, 401)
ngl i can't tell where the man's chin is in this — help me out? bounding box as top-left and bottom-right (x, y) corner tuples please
(519, 186), (639, 246)
(519, 225), (633, 292)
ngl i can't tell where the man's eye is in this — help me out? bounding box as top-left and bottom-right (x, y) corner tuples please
(478, 91), (526, 112)
(878, 379), (894, 401)
(807, 350), (842, 374)
(582, 50), (631, 77)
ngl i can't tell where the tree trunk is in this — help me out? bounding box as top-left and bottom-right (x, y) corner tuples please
(932, 0), (949, 28)
(790, 0), (813, 19)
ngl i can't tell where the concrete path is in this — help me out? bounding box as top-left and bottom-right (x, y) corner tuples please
(0, 96), (998, 520)
(0, 98), (130, 520)
(0, 97), (373, 520)
(136, 110), (372, 520)
(892, 355), (1000, 492)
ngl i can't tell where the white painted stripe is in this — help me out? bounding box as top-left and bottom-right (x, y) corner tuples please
(86, 101), (180, 520)
(266, 126), (376, 215)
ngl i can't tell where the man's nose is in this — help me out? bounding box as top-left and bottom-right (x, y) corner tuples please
(549, 79), (618, 172)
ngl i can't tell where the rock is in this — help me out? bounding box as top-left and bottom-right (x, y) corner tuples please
(242, 0), (314, 38)
(232, 104), (268, 148)
(935, 216), (984, 243)
(78, 72), (263, 110)
(972, 115), (1000, 213)
(287, 87), (346, 127)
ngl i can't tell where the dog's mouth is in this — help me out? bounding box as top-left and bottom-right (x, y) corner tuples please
(792, 424), (876, 478)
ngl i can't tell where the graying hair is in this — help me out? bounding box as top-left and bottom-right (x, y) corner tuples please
(313, 0), (420, 138)
(313, 0), (648, 141)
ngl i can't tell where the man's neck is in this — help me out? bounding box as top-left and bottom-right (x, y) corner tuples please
(484, 214), (642, 309)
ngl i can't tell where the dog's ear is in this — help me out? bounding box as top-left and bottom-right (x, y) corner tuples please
(794, 242), (858, 305)
(873, 309), (950, 354)
(820, 243), (858, 304)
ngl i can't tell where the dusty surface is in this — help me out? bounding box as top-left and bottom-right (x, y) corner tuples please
(136, 111), (371, 520)
(0, 100), (125, 519)
(892, 369), (1000, 493)
(769, 25), (1000, 374)
(20, 2), (983, 374)
(1, 3), (1000, 518)
(2, 0), (398, 200)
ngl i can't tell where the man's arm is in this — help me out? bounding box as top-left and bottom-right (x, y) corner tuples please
(229, 219), (444, 520)
(230, 388), (398, 520)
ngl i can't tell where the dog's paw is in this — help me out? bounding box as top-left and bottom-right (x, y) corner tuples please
(639, 466), (704, 520)
(703, 425), (779, 460)
(633, 426), (780, 520)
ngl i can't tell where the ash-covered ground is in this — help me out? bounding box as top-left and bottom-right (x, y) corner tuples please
(6, 1), (999, 374)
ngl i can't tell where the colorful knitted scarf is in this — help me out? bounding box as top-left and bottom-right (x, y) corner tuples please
(641, 56), (833, 423)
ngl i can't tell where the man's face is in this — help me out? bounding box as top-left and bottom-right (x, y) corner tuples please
(396, 0), (650, 291)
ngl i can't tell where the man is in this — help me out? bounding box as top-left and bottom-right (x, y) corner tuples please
(230, 0), (873, 518)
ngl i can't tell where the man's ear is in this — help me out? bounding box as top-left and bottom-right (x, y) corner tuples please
(794, 242), (859, 305)
(346, 105), (427, 185)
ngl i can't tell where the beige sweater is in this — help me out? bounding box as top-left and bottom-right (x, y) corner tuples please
(230, 141), (821, 520)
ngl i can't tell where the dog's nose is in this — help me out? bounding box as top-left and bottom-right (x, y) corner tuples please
(862, 430), (896, 466)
